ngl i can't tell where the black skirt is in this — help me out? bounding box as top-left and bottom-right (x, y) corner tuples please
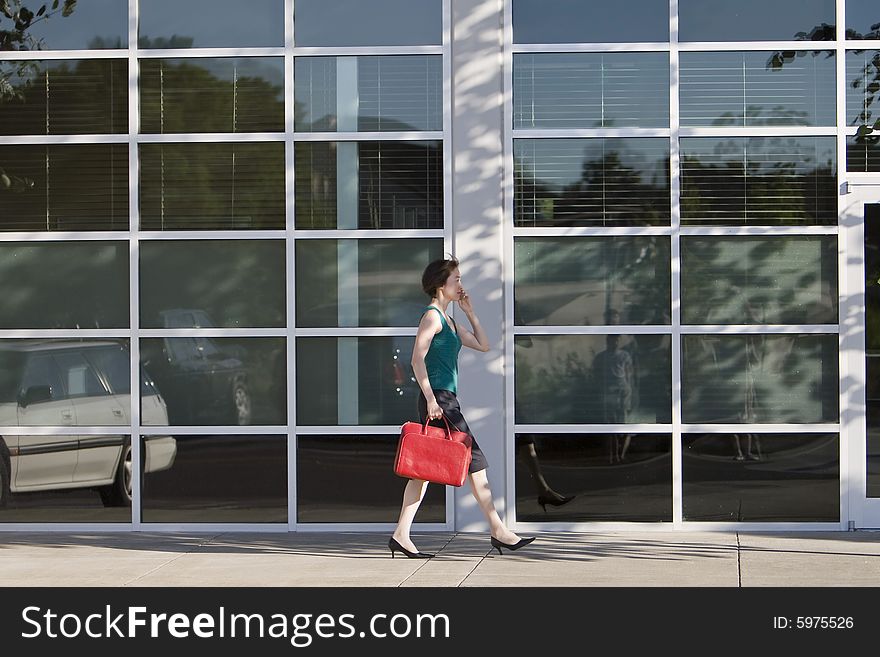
(417, 389), (489, 474)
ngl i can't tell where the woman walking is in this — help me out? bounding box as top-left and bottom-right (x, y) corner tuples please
(389, 257), (536, 558)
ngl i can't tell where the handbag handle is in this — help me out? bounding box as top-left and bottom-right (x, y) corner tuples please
(423, 413), (456, 440)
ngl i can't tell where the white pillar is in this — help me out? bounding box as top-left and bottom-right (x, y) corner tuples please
(451, 0), (506, 531)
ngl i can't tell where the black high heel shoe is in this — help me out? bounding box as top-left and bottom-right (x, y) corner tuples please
(490, 536), (536, 555)
(537, 492), (575, 513)
(388, 537), (434, 559)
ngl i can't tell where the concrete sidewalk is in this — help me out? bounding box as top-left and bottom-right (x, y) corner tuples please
(2, 531), (880, 587)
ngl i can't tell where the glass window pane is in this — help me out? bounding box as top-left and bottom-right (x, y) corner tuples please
(681, 334), (839, 423)
(515, 334), (672, 424)
(296, 238), (442, 328)
(140, 338), (286, 426)
(0, 0), (127, 51)
(296, 337), (418, 425)
(678, 0), (835, 42)
(0, 434), (132, 524)
(513, 53), (669, 129)
(294, 141), (443, 230)
(514, 237), (671, 326)
(297, 435), (445, 522)
(139, 142), (285, 230)
(141, 435), (286, 523)
(683, 433), (839, 521)
(680, 137), (837, 226)
(846, 0), (880, 39)
(0, 144), (128, 231)
(681, 236), (838, 325)
(140, 240), (286, 329)
(295, 56), (443, 132)
(0, 59), (127, 135)
(864, 203), (880, 497)
(294, 0), (442, 47)
(515, 433), (672, 522)
(140, 58), (284, 134)
(512, 0), (669, 43)
(847, 135), (880, 172)
(680, 51), (836, 127)
(514, 138), (671, 227)
(845, 50), (880, 128)
(0, 241), (128, 329)
(0, 338), (131, 426)
(139, 0), (283, 48)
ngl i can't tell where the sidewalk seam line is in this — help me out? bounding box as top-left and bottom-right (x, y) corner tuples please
(398, 533), (458, 587)
(737, 532), (742, 588)
(122, 532), (226, 587)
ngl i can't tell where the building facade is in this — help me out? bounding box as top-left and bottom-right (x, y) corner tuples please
(0, 0), (878, 532)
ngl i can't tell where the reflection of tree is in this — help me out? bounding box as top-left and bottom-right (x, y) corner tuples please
(770, 22), (880, 161)
(0, 0), (78, 98)
(0, 50), (293, 230)
(514, 143), (670, 227)
(680, 137), (837, 225)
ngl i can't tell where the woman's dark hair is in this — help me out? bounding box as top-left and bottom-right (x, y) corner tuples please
(422, 257), (459, 298)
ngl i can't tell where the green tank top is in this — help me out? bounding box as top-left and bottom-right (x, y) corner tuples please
(423, 306), (462, 394)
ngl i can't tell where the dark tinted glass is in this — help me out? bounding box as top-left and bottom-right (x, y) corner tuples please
(513, 53), (669, 129)
(294, 0), (442, 46)
(296, 337), (417, 425)
(680, 137), (837, 225)
(863, 203), (880, 497)
(140, 338), (286, 426)
(681, 236), (838, 325)
(139, 0), (284, 48)
(0, 241), (128, 329)
(514, 237), (671, 326)
(294, 141), (443, 229)
(513, 0), (669, 43)
(139, 142), (285, 230)
(140, 240), (287, 329)
(682, 334), (839, 423)
(0, 144), (128, 231)
(846, 0), (880, 39)
(141, 435), (287, 523)
(295, 56), (443, 132)
(514, 138), (670, 227)
(515, 433), (672, 522)
(515, 335), (672, 424)
(683, 433), (839, 521)
(0, 59), (127, 135)
(680, 51), (836, 127)
(0, 0), (127, 51)
(847, 135), (880, 172)
(140, 58), (284, 133)
(678, 0), (835, 42)
(297, 435), (444, 522)
(296, 238), (442, 328)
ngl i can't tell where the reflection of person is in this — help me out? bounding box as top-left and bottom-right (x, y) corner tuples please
(518, 434), (575, 512)
(390, 257), (536, 558)
(594, 332), (635, 462)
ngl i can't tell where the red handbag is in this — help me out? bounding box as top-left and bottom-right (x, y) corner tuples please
(394, 414), (473, 487)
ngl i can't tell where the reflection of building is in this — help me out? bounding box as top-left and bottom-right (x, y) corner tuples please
(0, 0), (878, 532)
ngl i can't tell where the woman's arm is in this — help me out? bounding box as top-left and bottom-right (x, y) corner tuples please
(456, 290), (490, 352)
(411, 311), (443, 417)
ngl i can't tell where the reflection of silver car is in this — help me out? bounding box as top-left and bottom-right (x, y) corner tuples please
(0, 340), (176, 507)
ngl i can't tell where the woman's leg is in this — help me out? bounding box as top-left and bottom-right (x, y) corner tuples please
(392, 478), (429, 552)
(468, 469), (522, 544)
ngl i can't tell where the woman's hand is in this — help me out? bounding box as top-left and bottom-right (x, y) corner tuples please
(457, 288), (474, 314)
(426, 398), (443, 420)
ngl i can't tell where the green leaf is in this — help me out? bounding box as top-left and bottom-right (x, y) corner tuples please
(37, 4), (46, 16)
(0, 173), (10, 189)
(62, 0), (76, 17)
(53, 0), (59, 8)
(856, 124), (874, 138)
